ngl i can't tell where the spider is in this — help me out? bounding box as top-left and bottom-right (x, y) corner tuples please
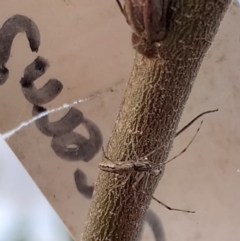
(99, 109), (218, 213)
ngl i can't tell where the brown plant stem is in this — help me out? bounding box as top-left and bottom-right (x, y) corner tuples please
(81, 1), (232, 240)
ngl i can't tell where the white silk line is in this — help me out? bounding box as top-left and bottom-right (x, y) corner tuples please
(2, 91), (104, 140)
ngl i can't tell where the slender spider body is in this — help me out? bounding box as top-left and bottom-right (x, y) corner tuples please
(99, 158), (162, 175)
(99, 119), (202, 176)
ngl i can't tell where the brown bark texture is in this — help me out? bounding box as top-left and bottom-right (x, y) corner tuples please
(81, 1), (232, 240)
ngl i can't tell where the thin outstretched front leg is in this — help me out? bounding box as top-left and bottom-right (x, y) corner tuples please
(116, 0), (125, 16)
(152, 196), (195, 213)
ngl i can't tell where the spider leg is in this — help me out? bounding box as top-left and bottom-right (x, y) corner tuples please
(102, 146), (110, 160)
(142, 172), (151, 194)
(133, 172), (145, 189)
(116, 0), (125, 16)
(175, 109), (218, 138)
(136, 109), (217, 164)
(110, 172), (132, 190)
(102, 146), (118, 165)
(132, 172), (146, 202)
(152, 196), (195, 213)
(163, 120), (203, 166)
(131, 134), (140, 161)
(141, 148), (159, 160)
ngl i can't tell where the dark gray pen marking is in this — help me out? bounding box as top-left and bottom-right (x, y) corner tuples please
(17, 54), (102, 161)
(74, 169), (94, 199)
(20, 58), (102, 161)
(20, 57), (63, 105)
(32, 106), (84, 137)
(51, 118), (103, 161)
(144, 209), (166, 241)
(0, 15), (102, 162)
(0, 14), (40, 84)
(20, 56), (49, 84)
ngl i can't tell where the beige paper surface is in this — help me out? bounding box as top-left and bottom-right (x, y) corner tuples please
(0, 1), (240, 240)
